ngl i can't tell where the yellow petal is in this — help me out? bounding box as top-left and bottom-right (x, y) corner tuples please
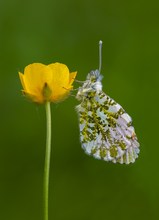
(48, 62), (70, 87)
(48, 63), (71, 102)
(23, 63), (53, 95)
(22, 90), (44, 103)
(69, 71), (77, 86)
(19, 72), (27, 91)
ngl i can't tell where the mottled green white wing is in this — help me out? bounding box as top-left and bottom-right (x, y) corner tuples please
(76, 91), (140, 164)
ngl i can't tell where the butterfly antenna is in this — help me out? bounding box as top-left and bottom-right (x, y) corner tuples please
(98, 40), (103, 73)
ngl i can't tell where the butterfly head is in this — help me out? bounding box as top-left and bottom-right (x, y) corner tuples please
(76, 70), (103, 101)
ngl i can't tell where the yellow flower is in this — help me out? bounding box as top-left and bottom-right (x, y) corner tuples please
(19, 62), (77, 104)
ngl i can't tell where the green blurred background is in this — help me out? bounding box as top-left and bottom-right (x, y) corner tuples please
(0, 0), (158, 219)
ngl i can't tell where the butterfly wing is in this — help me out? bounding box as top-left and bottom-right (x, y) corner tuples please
(76, 91), (140, 164)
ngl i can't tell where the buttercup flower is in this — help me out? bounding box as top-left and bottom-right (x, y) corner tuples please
(19, 62), (77, 103)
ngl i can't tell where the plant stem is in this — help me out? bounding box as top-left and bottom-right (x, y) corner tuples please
(44, 101), (52, 220)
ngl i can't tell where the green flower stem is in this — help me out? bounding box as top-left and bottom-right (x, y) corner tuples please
(44, 101), (52, 220)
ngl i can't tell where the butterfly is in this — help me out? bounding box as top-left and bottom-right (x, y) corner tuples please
(75, 42), (140, 164)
